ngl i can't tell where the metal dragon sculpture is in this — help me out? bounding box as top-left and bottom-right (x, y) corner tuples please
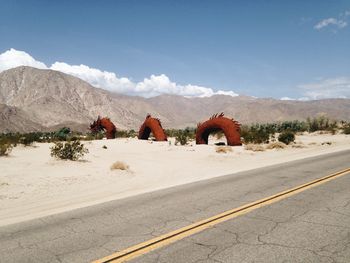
(196, 112), (242, 146)
(90, 116), (117, 139)
(138, 114), (167, 141)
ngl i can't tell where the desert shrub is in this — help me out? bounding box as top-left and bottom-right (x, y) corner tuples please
(278, 131), (295, 145)
(116, 130), (128, 138)
(215, 146), (233, 153)
(174, 128), (195, 145)
(277, 120), (308, 133)
(244, 144), (265, 152)
(166, 127), (196, 140)
(0, 134), (17, 146)
(266, 142), (287, 150)
(50, 140), (88, 160)
(83, 133), (96, 141)
(0, 132), (58, 145)
(241, 124), (270, 144)
(19, 134), (37, 146)
(327, 121), (338, 135)
(175, 131), (188, 145)
(343, 122), (350, 134)
(306, 116), (338, 133)
(127, 129), (137, 138)
(86, 131), (104, 140)
(292, 143), (306, 148)
(0, 143), (12, 156)
(110, 161), (129, 171)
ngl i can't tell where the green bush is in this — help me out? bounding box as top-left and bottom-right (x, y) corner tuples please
(165, 127), (196, 139)
(0, 143), (13, 156)
(343, 123), (350, 134)
(50, 140), (89, 161)
(278, 131), (295, 145)
(241, 124), (270, 144)
(306, 116), (337, 133)
(175, 130), (189, 145)
(277, 120), (308, 133)
(19, 134), (36, 146)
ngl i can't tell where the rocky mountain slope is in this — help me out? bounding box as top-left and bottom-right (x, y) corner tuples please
(1, 66), (349, 132)
(0, 104), (45, 133)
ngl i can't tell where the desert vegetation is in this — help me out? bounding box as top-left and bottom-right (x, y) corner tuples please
(50, 140), (89, 161)
(266, 142), (287, 150)
(0, 143), (12, 156)
(341, 122), (350, 134)
(216, 146), (233, 153)
(244, 144), (265, 152)
(241, 117), (347, 145)
(0, 117), (348, 158)
(164, 127), (196, 146)
(110, 161), (129, 171)
(278, 131), (295, 145)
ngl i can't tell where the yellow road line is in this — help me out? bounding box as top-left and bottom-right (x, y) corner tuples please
(93, 167), (350, 263)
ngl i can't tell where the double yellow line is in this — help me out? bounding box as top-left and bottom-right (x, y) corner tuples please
(93, 167), (350, 263)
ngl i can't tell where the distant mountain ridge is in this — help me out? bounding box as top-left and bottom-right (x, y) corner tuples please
(0, 66), (349, 133)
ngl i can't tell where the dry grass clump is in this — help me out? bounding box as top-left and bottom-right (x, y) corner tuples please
(292, 143), (306, 148)
(244, 144), (265, 152)
(266, 142), (287, 150)
(215, 146), (233, 153)
(110, 161), (129, 171)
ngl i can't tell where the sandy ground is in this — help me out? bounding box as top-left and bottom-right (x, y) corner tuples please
(0, 133), (350, 226)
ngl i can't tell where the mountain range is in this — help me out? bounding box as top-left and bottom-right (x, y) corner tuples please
(1, 66), (349, 133)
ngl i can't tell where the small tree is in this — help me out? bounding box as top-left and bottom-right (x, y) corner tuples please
(50, 140), (88, 161)
(278, 131), (295, 145)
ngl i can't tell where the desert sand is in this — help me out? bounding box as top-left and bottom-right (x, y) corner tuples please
(0, 133), (349, 226)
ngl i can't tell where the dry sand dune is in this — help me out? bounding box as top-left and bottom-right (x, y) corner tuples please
(0, 133), (349, 226)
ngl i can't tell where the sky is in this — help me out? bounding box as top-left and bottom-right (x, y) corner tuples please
(0, 0), (350, 99)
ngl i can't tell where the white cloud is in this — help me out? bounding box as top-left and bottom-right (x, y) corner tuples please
(280, 96), (310, 101)
(314, 10), (350, 31)
(299, 77), (350, 99)
(314, 18), (347, 30)
(0, 48), (238, 98)
(280, 97), (294, 101)
(50, 62), (135, 95)
(0, 48), (47, 71)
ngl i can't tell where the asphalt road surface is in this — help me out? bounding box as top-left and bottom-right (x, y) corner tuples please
(0, 150), (349, 263)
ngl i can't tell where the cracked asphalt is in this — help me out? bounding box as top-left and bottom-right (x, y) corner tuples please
(0, 150), (349, 263)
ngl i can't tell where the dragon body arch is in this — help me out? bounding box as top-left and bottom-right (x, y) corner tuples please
(196, 113), (241, 146)
(138, 114), (167, 141)
(90, 116), (117, 139)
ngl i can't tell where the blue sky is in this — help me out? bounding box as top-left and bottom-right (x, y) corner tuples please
(0, 0), (350, 99)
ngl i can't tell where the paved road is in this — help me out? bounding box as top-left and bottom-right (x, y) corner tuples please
(0, 150), (349, 263)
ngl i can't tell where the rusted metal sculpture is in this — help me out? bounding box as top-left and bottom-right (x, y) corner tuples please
(196, 113), (242, 146)
(138, 114), (167, 141)
(90, 116), (117, 139)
